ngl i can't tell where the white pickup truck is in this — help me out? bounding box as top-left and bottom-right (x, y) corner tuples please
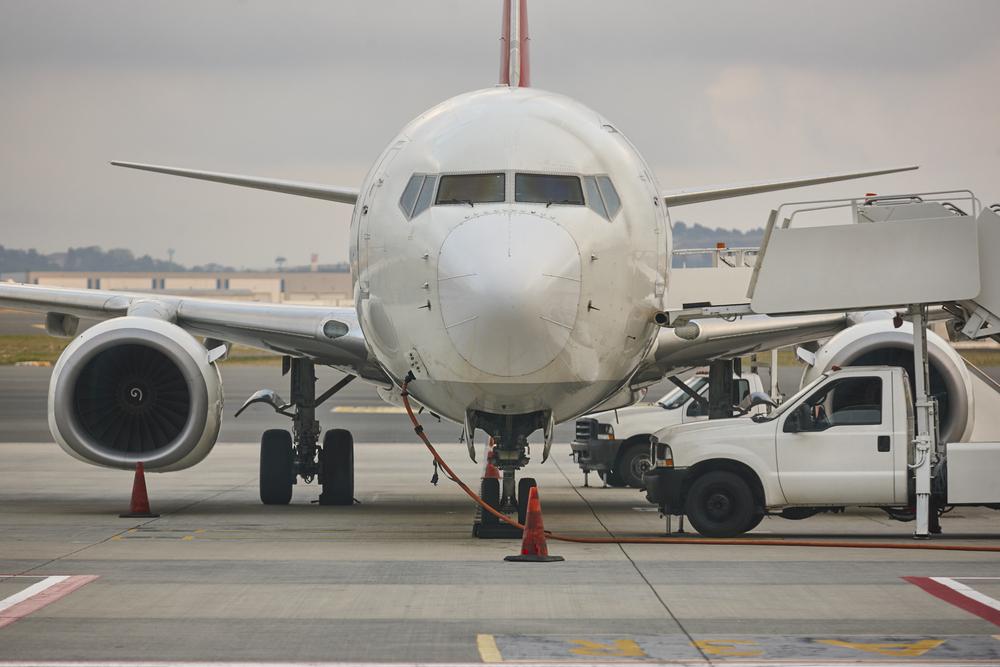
(571, 370), (767, 488)
(644, 365), (1000, 537)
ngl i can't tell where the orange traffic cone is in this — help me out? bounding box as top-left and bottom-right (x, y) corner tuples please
(504, 486), (563, 562)
(484, 448), (501, 480)
(119, 462), (159, 518)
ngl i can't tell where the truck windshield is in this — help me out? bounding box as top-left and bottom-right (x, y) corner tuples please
(754, 373), (830, 422)
(658, 377), (708, 409)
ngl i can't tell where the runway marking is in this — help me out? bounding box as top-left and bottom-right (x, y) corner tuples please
(489, 633), (1000, 662)
(904, 576), (1000, 627)
(476, 633), (503, 663)
(330, 406), (407, 414)
(692, 639), (763, 658)
(569, 639), (647, 658)
(0, 575), (98, 629)
(816, 639), (945, 657)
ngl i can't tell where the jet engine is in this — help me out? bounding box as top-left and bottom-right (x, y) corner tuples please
(800, 318), (974, 443)
(48, 317), (224, 471)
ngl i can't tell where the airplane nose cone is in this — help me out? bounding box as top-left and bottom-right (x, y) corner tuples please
(437, 212), (582, 377)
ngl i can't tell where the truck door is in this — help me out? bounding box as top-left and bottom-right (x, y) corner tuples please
(776, 373), (895, 504)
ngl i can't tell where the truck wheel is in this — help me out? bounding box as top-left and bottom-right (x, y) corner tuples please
(685, 471), (756, 537)
(618, 443), (652, 488)
(745, 511), (765, 532)
(604, 468), (628, 487)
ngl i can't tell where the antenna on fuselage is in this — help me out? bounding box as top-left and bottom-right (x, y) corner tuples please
(499, 0), (530, 87)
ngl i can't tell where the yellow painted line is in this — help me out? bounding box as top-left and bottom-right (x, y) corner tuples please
(476, 633), (503, 663)
(331, 406), (407, 414)
(181, 536), (194, 541)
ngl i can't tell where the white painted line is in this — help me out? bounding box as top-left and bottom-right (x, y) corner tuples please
(0, 574), (99, 629)
(330, 406), (407, 414)
(0, 576), (69, 613)
(931, 576), (1000, 612)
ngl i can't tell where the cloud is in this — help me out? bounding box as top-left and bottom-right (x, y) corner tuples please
(0, 0), (998, 266)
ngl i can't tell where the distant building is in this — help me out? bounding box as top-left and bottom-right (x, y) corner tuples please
(24, 271), (354, 306)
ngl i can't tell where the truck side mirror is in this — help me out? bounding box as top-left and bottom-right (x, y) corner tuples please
(737, 391), (778, 416)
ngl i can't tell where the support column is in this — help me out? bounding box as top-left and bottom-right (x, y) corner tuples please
(708, 359), (735, 420)
(911, 305), (936, 538)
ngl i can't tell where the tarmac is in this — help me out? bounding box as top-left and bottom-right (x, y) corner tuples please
(0, 436), (999, 665)
(0, 352), (999, 664)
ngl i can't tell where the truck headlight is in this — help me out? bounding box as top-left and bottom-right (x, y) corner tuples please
(653, 441), (673, 468)
(597, 423), (615, 440)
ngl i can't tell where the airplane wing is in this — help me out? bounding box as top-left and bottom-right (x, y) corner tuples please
(630, 312), (851, 387)
(661, 165), (918, 207)
(110, 161), (360, 204)
(0, 283), (389, 384)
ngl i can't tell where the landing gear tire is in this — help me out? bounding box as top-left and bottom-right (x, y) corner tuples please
(619, 443), (652, 489)
(517, 477), (537, 524)
(684, 471), (755, 537)
(319, 429), (354, 506)
(480, 477), (502, 526)
(260, 429), (294, 505)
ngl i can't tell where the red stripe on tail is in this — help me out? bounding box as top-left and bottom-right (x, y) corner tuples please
(499, 0), (530, 87)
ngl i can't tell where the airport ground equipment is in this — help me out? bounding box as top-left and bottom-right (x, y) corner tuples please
(651, 191), (1000, 537)
(402, 374), (1000, 552)
(571, 370), (767, 488)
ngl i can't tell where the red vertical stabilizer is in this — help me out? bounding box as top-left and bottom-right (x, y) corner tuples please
(499, 0), (530, 87)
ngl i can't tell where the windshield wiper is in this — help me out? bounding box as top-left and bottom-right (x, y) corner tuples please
(439, 198), (474, 207)
(546, 199), (578, 208)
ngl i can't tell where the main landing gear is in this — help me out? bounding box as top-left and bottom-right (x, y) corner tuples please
(235, 357), (356, 506)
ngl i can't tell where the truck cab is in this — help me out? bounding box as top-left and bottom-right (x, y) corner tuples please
(644, 366), (915, 536)
(571, 370), (764, 488)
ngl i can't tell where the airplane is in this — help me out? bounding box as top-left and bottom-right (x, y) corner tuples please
(5, 0), (975, 514)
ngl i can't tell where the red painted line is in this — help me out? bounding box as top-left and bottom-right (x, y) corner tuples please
(0, 575), (98, 629)
(904, 575), (1000, 627)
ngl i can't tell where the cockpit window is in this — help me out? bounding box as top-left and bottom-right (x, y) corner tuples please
(399, 174), (437, 219)
(435, 173), (505, 205)
(514, 173), (584, 205)
(583, 175), (622, 220)
(582, 176), (606, 218)
(597, 175), (621, 218)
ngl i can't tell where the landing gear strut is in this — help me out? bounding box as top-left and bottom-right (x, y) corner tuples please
(235, 357), (356, 505)
(471, 411), (547, 537)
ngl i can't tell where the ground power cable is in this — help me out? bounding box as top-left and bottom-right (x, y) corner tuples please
(400, 376), (1000, 553)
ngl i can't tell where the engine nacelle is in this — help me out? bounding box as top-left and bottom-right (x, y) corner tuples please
(801, 318), (973, 443)
(48, 317), (224, 472)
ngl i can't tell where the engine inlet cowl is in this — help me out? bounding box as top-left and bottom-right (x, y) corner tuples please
(48, 317), (224, 471)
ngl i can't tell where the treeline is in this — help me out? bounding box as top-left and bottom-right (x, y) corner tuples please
(0, 245), (348, 273)
(671, 222), (764, 267)
(1, 225), (757, 274)
(672, 221), (763, 250)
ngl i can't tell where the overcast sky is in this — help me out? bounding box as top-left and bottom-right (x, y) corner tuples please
(1, 0), (998, 268)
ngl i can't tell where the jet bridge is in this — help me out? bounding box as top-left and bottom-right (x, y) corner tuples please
(661, 190), (1000, 537)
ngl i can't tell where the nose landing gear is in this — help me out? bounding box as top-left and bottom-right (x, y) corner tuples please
(473, 432), (539, 538)
(235, 357), (356, 506)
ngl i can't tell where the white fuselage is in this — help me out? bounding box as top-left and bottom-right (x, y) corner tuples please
(350, 87), (670, 424)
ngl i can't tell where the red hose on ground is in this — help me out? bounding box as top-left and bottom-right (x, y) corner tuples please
(400, 379), (1000, 552)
